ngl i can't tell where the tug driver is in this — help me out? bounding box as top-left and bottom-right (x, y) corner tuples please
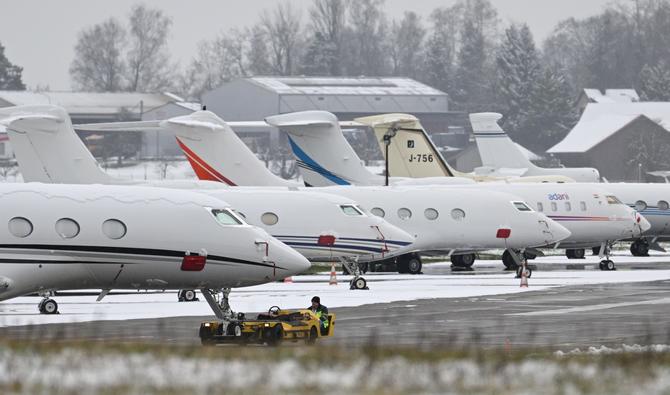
(309, 296), (329, 330)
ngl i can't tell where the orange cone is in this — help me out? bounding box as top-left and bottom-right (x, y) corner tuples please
(329, 262), (338, 285)
(520, 266), (528, 288)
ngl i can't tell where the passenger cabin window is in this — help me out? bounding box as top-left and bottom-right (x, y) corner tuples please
(451, 208), (466, 221)
(565, 202), (572, 211)
(424, 208), (439, 220)
(551, 202), (558, 212)
(536, 202), (544, 212)
(397, 208), (412, 220)
(212, 209), (244, 225)
(261, 212), (279, 226)
(8, 217), (33, 238)
(513, 202), (532, 212)
(340, 205), (364, 216)
(580, 201), (587, 211)
(370, 207), (385, 218)
(606, 195), (623, 205)
(55, 218), (80, 239)
(102, 219), (127, 240)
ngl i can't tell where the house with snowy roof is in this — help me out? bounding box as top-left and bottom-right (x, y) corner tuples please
(577, 88), (640, 113)
(548, 101), (670, 181)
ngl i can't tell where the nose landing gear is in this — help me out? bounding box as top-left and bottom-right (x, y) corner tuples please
(340, 257), (369, 290)
(598, 242), (616, 271)
(38, 296), (59, 315)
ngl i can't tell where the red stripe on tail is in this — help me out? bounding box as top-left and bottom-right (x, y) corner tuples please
(176, 137), (237, 186)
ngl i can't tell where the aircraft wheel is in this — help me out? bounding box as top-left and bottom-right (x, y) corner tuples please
(630, 240), (650, 257)
(452, 253), (475, 268)
(406, 255), (423, 274)
(592, 246), (601, 256)
(179, 289), (198, 302)
(599, 260), (615, 271)
(515, 267), (532, 278)
(501, 250), (519, 270)
(350, 277), (368, 290)
(566, 249), (585, 259)
(39, 299), (58, 315)
(523, 251), (537, 260)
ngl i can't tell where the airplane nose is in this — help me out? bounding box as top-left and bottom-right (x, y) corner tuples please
(269, 238), (311, 276)
(547, 219), (572, 243)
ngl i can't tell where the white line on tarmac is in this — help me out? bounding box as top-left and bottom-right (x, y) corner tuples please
(509, 297), (670, 316)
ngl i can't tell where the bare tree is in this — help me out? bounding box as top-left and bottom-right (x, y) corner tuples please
(308, 0), (346, 75)
(346, 0), (389, 76)
(261, 1), (303, 75)
(247, 24), (273, 75)
(70, 18), (126, 92)
(389, 11), (425, 77)
(126, 4), (174, 92)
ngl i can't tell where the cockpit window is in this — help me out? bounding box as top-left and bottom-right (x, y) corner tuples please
(340, 205), (364, 216)
(606, 195), (623, 205)
(211, 209), (244, 225)
(513, 201), (533, 212)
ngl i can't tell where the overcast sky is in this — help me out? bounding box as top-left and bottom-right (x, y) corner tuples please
(0, 0), (614, 91)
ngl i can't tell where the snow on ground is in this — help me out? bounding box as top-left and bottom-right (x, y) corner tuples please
(2, 264), (670, 328)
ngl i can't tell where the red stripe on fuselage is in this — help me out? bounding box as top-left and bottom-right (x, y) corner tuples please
(176, 137), (237, 186)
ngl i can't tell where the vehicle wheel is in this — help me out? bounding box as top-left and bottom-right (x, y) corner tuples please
(40, 299), (58, 315)
(350, 277), (367, 290)
(592, 246), (601, 256)
(502, 250), (519, 270)
(268, 324), (283, 346)
(227, 323), (243, 337)
(306, 326), (318, 345)
(515, 267), (532, 278)
(406, 255), (422, 274)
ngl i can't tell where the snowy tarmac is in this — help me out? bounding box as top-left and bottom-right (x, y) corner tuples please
(1, 255), (670, 347)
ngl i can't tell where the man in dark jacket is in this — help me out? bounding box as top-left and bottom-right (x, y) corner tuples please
(309, 296), (329, 329)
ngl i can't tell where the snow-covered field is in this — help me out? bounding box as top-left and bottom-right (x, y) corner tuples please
(2, 263), (670, 327)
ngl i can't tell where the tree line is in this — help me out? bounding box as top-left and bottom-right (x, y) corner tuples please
(3, 0), (670, 153)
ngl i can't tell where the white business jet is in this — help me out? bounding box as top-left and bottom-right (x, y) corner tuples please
(0, 182), (309, 317)
(266, 112), (648, 270)
(76, 110), (576, 274)
(469, 112), (600, 182)
(0, 105), (415, 290)
(469, 112), (670, 257)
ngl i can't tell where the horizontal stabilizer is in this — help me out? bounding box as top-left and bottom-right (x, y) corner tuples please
(75, 120), (162, 132)
(470, 113), (504, 134)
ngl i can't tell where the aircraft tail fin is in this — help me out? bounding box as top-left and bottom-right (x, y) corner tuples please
(355, 113), (456, 178)
(470, 113), (535, 171)
(0, 105), (114, 184)
(265, 111), (380, 186)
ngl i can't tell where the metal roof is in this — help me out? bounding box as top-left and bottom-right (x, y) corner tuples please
(248, 77), (446, 96)
(0, 91), (182, 115)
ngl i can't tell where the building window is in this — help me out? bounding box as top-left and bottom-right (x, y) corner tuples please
(8, 217), (33, 238)
(102, 219), (127, 240)
(55, 218), (80, 239)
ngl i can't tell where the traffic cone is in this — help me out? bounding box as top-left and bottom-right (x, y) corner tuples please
(329, 262), (338, 285)
(520, 266), (529, 288)
(283, 276), (293, 283)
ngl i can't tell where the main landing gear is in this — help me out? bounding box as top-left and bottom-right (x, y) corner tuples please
(630, 239), (650, 257)
(38, 293), (59, 315)
(397, 253), (423, 274)
(340, 257), (369, 290)
(178, 289), (199, 302)
(200, 288), (235, 320)
(597, 242), (616, 271)
(451, 253), (475, 270)
(566, 248), (586, 259)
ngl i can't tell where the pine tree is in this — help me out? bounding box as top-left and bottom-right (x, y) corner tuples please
(0, 42), (25, 90)
(301, 32), (338, 75)
(638, 62), (670, 101)
(422, 8), (457, 93)
(495, 24), (541, 139)
(452, 20), (490, 111)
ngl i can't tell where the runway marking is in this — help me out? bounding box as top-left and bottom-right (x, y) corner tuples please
(510, 297), (670, 316)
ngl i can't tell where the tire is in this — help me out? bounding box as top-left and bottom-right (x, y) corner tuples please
(592, 246), (601, 256)
(605, 260), (615, 271)
(630, 240), (649, 257)
(502, 250), (519, 270)
(306, 326), (318, 345)
(396, 256), (409, 273)
(523, 251), (537, 260)
(406, 255), (422, 274)
(351, 277), (367, 290)
(572, 249), (585, 259)
(182, 290), (197, 302)
(452, 254), (475, 268)
(41, 299), (58, 315)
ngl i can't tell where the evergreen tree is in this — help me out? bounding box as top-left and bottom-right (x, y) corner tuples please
(495, 24), (541, 138)
(452, 20), (490, 111)
(638, 62), (670, 101)
(301, 32), (338, 75)
(422, 8), (458, 93)
(0, 42), (25, 90)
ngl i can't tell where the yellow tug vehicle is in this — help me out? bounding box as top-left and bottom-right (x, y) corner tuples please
(199, 306), (335, 346)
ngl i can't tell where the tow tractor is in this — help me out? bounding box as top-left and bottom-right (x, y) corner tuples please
(199, 306), (335, 346)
